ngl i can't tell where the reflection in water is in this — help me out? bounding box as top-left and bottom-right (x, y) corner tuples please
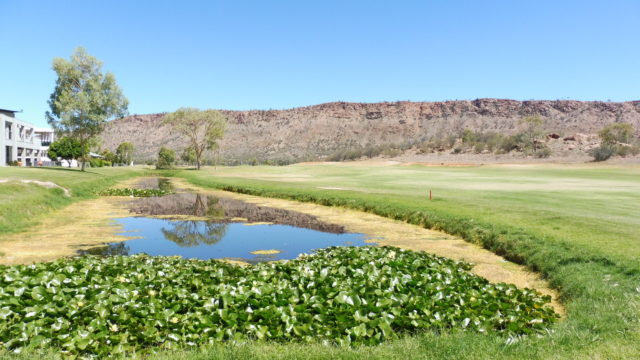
(128, 193), (346, 233)
(161, 221), (228, 247)
(133, 177), (175, 192)
(80, 219), (373, 262)
(79, 241), (130, 256)
(82, 177), (374, 262)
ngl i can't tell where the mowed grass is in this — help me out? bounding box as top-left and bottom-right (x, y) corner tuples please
(0, 166), (144, 235)
(196, 163), (640, 263)
(2, 163), (639, 359)
(165, 162), (640, 359)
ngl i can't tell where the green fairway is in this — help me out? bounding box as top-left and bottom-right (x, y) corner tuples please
(0, 166), (144, 234)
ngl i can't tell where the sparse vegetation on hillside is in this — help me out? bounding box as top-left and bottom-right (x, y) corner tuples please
(417, 121), (553, 158)
(590, 122), (639, 161)
(100, 100), (640, 164)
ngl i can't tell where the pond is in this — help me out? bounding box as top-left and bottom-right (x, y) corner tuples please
(84, 180), (375, 263)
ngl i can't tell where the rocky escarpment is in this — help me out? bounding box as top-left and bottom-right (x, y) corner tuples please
(100, 99), (640, 162)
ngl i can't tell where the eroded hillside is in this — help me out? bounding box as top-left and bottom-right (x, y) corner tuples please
(100, 99), (640, 163)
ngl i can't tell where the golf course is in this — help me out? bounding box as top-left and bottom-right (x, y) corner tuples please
(1, 162), (638, 359)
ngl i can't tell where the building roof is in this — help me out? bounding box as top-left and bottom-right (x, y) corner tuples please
(0, 108), (18, 114)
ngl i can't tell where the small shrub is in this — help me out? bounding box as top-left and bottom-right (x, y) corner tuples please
(156, 147), (176, 169)
(591, 145), (615, 162)
(534, 146), (552, 158)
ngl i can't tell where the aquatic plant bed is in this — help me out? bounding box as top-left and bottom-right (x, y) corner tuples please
(98, 188), (172, 197)
(0, 246), (557, 356)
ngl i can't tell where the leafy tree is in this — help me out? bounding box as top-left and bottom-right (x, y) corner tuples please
(180, 146), (197, 166)
(47, 137), (85, 167)
(156, 147), (176, 169)
(519, 116), (544, 152)
(100, 149), (117, 165)
(163, 108), (227, 170)
(46, 47), (128, 171)
(598, 123), (634, 145)
(116, 142), (134, 165)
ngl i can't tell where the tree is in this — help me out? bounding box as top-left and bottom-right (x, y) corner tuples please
(519, 116), (544, 152)
(156, 147), (176, 169)
(46, 47), (128, 171)
(101, 149), (117, 165)
(47, 137), (85, 167)
(163, 108), (227, 170)
(598, 123), (634, 145)
(180, 146), (197, 166)
(116, 142), (134, 165)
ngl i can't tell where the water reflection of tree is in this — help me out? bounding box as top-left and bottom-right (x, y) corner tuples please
(161, 221), (228, 247)
(80, 242), (130, 256)
(192, 195), (225, 218)
(157, 178), (174, 192)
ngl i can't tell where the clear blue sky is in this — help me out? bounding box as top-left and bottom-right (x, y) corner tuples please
(1, 0), (638, 127)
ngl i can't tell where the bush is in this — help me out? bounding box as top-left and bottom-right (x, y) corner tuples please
(156, 147), (176, 169)
(88, 159), (104, 168)
(534, 146), (552, 158)
(591, 145), (615, 162)
(598, 123), (634, 145)
(473, 142), (486, 154)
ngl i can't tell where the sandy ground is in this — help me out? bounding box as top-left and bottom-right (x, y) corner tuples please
(0, 197), (133, 265)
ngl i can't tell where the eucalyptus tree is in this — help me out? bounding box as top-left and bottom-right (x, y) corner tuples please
(46, 47), (128, 171)
(163, 108), (227, 170)
(116, 142), (135, 165)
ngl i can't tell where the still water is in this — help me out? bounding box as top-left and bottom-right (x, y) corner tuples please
(85, 217), (372, 263)
(84, 179), (375, 263)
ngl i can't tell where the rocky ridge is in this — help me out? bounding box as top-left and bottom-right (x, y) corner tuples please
(100, 99), (640, 162)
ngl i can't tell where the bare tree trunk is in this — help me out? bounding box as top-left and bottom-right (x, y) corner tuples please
(80, 136), (86, 171)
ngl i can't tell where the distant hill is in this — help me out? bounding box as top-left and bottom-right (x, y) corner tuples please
(100, 99), (640, 163)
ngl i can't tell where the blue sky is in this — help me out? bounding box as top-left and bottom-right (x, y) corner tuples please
(1, 0), (638, 127)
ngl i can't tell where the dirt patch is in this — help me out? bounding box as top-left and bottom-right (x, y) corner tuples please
(0, 197), (132, 265)
(173, 178), (563, 314)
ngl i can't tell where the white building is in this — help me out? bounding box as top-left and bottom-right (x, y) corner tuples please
(1, 108), (55, 166)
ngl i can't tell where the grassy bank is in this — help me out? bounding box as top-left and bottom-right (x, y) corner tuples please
(164, 163), (640, 359)
(0, 166), (144, 235)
